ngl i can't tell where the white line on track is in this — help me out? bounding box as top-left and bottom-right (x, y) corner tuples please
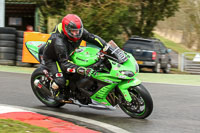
(0, 104), (130, 133)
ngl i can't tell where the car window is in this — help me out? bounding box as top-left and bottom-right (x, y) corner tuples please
(159, 43), (167, 53)
(153, 42), (161, 51)
(124, 40), (154, 50)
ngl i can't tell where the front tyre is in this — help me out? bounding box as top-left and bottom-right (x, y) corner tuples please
(119, 84), (153, 119)
(31, 67), (65, 107)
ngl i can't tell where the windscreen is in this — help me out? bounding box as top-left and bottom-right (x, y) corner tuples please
(107, 40), (128, 63)
(124, 40), (154, 50)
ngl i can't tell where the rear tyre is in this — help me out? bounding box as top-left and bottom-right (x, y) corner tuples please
(17, 38), (23, 44)
(17, 43), (23, 49)
(16, 31), (24, 38)
(0, 34), (16, 41)
(0, 27), (16, 34)
(0, 47), (15, 53)
(0, 59), (15, 65)
(163, 62), (171, 73)
(31, 67), (65, 107)
(16, 61), (32, 67)
(0, 40), (16, 47)
(0, 53), (15, 60)
(119, 84), (153, 119)
(153, 62), (161, 73)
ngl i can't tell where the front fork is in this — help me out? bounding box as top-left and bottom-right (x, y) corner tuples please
(118, 78), (141, 102)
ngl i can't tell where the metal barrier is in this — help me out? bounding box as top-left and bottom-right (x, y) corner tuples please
(180, 52), (200, 74)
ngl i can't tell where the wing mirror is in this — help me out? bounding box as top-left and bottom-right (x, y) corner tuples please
(167, 49), (172, 53)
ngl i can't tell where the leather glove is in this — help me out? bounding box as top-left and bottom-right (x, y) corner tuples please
(77, 67), (95, 77)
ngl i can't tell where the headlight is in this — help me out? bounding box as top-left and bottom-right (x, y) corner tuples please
(135, 62), (139, 73)
(120, 71), (134, 77)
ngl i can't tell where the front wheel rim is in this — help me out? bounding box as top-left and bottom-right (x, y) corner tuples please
(121, 90), (146, 116)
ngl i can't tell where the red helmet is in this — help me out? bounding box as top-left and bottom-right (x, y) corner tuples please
(62, 14), (83, 42)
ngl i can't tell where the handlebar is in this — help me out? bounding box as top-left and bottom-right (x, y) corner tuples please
(88, 52), (119, 70)
(103, 54), (118, 62)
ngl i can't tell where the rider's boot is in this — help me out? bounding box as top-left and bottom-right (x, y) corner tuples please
(52, 82), (65, 102)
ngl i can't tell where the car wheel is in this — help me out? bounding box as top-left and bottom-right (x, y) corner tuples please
(163, 63), (171, 73)
(153, 62), (161, 73)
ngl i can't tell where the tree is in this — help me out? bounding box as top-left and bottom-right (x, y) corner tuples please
(186, 0), (200, 50)
(158, 0), (200, 50)
(36, 0), (67, 32)
(126, 0), (179, 37)
(38, 0), (179, 46)
(63, 0), (130, 46)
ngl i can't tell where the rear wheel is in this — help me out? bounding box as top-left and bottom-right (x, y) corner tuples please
(119, 84), (153, 119)
(31, 67), (65, 107)
(153, 62), (161, 73)
(163, 62), (171, 73)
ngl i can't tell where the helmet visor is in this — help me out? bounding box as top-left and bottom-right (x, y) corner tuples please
(65, 24), (83, 38)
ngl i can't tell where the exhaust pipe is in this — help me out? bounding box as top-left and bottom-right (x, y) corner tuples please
(34, 79), (52, 96)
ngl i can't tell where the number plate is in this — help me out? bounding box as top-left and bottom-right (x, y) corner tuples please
(137, 61), (143, 64)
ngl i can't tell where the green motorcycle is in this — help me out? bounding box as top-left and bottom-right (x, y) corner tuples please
(28, 40), (153, 119)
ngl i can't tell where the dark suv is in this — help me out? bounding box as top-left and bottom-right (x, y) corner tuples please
(123, 36), (171, 73)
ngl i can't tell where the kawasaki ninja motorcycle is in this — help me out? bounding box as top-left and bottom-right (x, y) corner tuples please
(27, 40), (153, 119)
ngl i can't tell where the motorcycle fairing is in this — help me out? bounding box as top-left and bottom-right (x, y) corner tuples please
(71, 47), (100, 67)
(90, 83), (117, 106)
(25, 41), (46, 62)
(118, 78), (141, 102)
(90, 54), (139, 105)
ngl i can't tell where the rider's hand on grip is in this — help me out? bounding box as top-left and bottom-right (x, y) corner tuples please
(77, 67), (95, 77)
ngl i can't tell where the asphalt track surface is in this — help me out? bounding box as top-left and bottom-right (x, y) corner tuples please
(1, 71), (200, 133)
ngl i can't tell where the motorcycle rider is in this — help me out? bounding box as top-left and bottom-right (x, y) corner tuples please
(43, 14), (110, 101)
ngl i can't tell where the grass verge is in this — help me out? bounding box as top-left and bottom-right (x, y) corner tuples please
(137, 72), (200, 86)
(0, 65), (35, 74)
(154, 34), (194, 54)
(0, 119), (52, 133)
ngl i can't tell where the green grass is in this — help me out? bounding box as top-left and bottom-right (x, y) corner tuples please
(154, 34), (194, 54)
(0, 65), (36, 74)
(154, 34), (200, 60)
(0, 119), (53, 133)
(137, 72), (200, 86)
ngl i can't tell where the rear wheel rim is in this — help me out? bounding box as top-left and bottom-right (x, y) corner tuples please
(34, 75), (56, 104)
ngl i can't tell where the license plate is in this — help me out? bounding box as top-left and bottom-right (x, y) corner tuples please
(137, 61), (143, 64)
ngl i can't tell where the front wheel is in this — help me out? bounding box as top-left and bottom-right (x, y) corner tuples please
(31, 67), (65, 107)
(119, 84), (153, 119)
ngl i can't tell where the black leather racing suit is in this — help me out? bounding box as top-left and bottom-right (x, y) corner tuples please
(43, 23), (107, 89)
